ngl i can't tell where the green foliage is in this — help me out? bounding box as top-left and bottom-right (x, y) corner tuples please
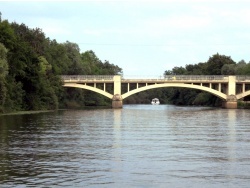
(0, 43), (8, 112)
(0, 15), (123, 113)
(63, 41), (82, 75)
(0, 20), (16, 50)
(45, 40), (71, 75)
(0, 43), (8, 77)
(235, 60), (250, 75)
(221, 64), (236, 75)
(193, 92), (214, 105)
(172, 66), (187, 75)
(38, 56), (52, 75)
(4, 76), (25, 112)
(160, 53), (248, 107)
(185, 63), (206, 75)
(238, 101), (250, 109)
(81, 50), (122, 75)
(204, 53), (236, 75)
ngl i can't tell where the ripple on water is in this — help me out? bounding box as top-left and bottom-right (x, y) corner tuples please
(0, 106), (250, 187)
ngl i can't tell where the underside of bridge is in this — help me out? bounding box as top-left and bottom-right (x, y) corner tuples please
(120, 83), (238, 109)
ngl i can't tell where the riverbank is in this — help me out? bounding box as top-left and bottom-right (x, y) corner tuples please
(0, 110), (56, 116)
(238, 101), (250, 109)
(0, 106), (113, 116)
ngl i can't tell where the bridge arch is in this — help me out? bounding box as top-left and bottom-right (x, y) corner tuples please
(236, 91), (250, 100)
(122, 83), (227, 100)
(63, 83), (113, 99)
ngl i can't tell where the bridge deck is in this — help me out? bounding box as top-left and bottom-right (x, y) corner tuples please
(122, 76), (229, 83)
(62, 75), (114, 83)
(61, 75), (250, 84)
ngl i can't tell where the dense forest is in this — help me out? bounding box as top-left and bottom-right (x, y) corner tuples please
(0, 16), (122, 113)
(1, 15), (250, 113)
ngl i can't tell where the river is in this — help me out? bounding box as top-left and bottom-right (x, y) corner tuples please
(0, 105), (250, 187)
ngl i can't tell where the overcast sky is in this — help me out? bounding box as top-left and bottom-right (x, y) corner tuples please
(1, 0), (250, 77)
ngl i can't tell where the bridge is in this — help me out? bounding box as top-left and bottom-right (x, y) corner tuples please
(61, 75), (250, 109)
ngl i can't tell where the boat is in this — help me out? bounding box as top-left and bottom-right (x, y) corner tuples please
(151, 98), (160, 105)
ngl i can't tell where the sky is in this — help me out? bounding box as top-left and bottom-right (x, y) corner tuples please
(1, 0), (250, 77)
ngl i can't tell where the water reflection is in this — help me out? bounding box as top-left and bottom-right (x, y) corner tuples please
(0, 106), (250, 187)
(113, 109), (121, 149)
(228, 110), (236, 160)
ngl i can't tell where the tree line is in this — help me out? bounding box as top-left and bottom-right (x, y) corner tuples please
(0, 16), (122, 113)
(124, 53), (250, 106)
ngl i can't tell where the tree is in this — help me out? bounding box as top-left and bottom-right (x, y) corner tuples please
(0, 15), (126, 112)
(63, 41), (82, 75)
(81, 50), (122, 75)
(164, 70), (173, 75)
(45, 40), (71, 75)
(235, 60), (250, 75)
(101, 60), (123, 75)
(81, 50), (102, 75)
(0, 43), (8, 112)
(38, 56), (52, 75)
(185, 63), (206, 75)
(171, 66), (187, 75)
(204, 53), (236, 75)
(221, 64), (236, 75)
(0, 20), (16, 50)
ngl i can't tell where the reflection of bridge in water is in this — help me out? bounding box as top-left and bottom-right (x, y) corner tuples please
(61, 75), (250, 109)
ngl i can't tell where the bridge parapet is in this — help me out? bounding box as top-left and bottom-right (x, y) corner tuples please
(61, 75), (114, 82)
(122, 75), (229, 83)
(163, 75), (228, 81)
(236, 75), (250, 82)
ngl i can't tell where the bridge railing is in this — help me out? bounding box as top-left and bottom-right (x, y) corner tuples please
(163, 75), (228, 81)
(236, 75), (250, 81)
(61, 75), (114, 81)
(61, 75), (250, 82)
(61, 75), (231, 82)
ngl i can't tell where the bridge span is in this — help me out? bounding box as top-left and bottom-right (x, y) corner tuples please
(61, 75), (250, 109)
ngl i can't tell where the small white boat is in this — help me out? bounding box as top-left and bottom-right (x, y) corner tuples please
(151, 98), (160, 105)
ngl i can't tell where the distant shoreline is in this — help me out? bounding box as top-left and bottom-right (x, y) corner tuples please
(0, 110), (56, 116)
(0, 106), (112, 116)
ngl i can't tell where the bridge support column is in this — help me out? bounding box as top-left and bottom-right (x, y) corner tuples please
(112, 75), (122, 108)
(112, 94), (123, 108)
(222, 76), (237, 109)
(222, 95), (237, 109)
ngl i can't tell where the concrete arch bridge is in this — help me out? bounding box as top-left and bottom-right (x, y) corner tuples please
(61, 75), (250, 109)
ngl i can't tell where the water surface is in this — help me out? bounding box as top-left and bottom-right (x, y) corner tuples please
(0, 105), (250, 187)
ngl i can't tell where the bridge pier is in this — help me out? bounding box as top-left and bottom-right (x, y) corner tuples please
(112, 94), (123, 108)
(112, 75), (123, 108)
(222, 101), (238, 109)
(222, 95), (238, 109)
(222, 76), (238, 109)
